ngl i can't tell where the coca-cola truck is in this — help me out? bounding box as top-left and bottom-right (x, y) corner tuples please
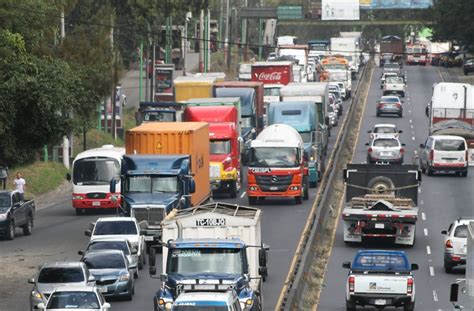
(251, 61), (294, 85)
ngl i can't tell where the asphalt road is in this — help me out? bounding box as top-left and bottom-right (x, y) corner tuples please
(318, 65), (474, 310)
(0, 72), (357, 310)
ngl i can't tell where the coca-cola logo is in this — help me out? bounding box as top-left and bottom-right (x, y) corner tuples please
(257, 71), (282, 81)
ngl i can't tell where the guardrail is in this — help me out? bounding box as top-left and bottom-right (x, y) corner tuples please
(277, 61), (374, 310)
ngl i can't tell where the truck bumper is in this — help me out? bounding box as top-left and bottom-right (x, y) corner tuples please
(348, 293), (413, 308)
(343, 220), (416, 245)
(247, 185), (303, 198)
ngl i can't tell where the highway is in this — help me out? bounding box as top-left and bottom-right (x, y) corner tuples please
(0, 77), (355, 310)
(318, 65), (474, 310)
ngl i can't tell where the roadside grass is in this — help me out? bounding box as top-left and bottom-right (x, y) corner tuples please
(6, 162), (69, 199)
(72, 128), (124, 158)
(209, 48), (256, 79)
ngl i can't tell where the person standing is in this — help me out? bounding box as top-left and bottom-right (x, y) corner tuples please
(0, 164), (8, 190)
(13, 172), (26, 200)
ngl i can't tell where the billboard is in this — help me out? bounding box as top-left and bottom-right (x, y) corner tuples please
(362, 0), (433, 9)
(322, 0), (360, 20)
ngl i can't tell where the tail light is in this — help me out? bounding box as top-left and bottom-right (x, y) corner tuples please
(407, 278), (413, 295)
(377, 103), (383, 109)
(466, 150), (469, 162)
(400, 148), (405, 155)
(395, 103), (402, 108)
(348, 276), (355, 293)
(368, 147), (373, 153)
(446, 239), (453, 249)
(429, 150), (434, 161)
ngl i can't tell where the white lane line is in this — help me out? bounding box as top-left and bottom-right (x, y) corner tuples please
(433, 290), (439, 302)
(418, 188), (422, 193)
(422, 212), (426, 220)
(240, 191), (246, 198)
(427, 246), (431, 255)
(424, 228), (428, 236)
(409, 119), (413, 123)
(420, 199), (424, 205)
(410, 124), (414, 129)
(409, 110), (412, 114)
(412, 136), (415, 141)
(429, 266), (435, 276)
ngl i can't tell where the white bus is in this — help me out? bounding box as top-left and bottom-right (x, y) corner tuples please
(68, 145), (125, 215)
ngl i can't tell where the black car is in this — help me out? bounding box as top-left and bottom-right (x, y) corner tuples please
(463, 58), (474, 75)
(0, 190), (35, 240)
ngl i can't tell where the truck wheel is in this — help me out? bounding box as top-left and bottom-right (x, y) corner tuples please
(367, 176), (395, 195)
(346, 300), (356, 311)
(230, 181), (238, 198)
(22, 215), (33, 236)
(461, 171), (468, 177)
(248, 196), (257, 205)
(295, 196), (302, 204)
(404, 302), (415, 311)
(5, 220), (15, 240)
(303, 177), (309, 200)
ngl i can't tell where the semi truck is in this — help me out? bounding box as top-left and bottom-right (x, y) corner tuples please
(116, 122), (211, 247)
(427, 82), (474, 165)
(174, 76), (217, 102)
(251, 61), (294, 85)
(182, 103), (242, 198)
(380, 35), (405, 67)
(148, 202), (269, 311)
(136, 101), (181, 125)
(330, 37), (361, 76)
(341, 164), (421, 246)
(247, 124), (309, 205)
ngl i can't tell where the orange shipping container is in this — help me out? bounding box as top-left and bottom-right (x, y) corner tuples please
(126, 122), (210, 206)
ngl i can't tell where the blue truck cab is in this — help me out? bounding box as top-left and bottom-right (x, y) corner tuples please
(110, 155), (195, 248)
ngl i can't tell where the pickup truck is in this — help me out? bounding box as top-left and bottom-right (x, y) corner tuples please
(0, 190), (35, 240)
(343, 250), (418, 311)
(383, 76), (406, 97)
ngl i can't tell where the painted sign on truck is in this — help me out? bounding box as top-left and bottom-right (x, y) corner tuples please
(251, 61), (294, 85)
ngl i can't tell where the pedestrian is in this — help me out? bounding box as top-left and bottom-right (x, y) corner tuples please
(13, 172), (26, 200)
(0, 164), (8, 190)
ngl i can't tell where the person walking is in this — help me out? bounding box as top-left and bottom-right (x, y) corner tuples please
(0, 164), (8, 190)
(13, 172), (26, 200)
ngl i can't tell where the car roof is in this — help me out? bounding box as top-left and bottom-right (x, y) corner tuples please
(453, 218), (474, 225)
(95, 217), (136, 223)
(50, 285), (97, 293)
(41, 262), (85, 269)
(373, 124), (396, 128)
(381, 96), (400, 100)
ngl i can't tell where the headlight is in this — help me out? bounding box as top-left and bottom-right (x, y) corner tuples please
(158, 298), (173, 310)
(0, 213), (7, 220)
(72, 195), (83, 200)
(31, 290), (42, 299)
(119, 273), (130, 281)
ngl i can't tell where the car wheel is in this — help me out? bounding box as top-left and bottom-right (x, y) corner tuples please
(295, 196), (303, 204)
(303, 177), (309, 200)
(420, 161), (426, 173)
(310, 181), (318, 188)
(22, 215), (33, 236)
(346, 300), (356, 311)
(248, 196), (257, 205)
(5, 220), (15, 240)
(404, 301), (415, 311)
(464, 70), (468, 76)
(138, 255), (144, 270)
(444, 261), (453, 273)
(134, 269), (139, 279)
(399, 112), (403, 118)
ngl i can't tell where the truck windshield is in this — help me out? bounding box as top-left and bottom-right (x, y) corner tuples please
(264, 88), (281, 96)
(210, 140), (231, 155)
(143, 111), (175, 122)
(329, 72), (347, 81)
(250, 147), (299, 167)
(168, 248), (243, 275)
(73, 157), (120, 185)
(325, 64), (346, 71)
(0, 194), (11, 212)
(127, 176), (178, 193)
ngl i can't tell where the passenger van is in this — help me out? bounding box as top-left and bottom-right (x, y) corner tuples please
(419, 135), (468, 176)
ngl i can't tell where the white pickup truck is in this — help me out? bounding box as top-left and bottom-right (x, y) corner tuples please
(383, 76), (406, 97)
(343, 250), (418, 311)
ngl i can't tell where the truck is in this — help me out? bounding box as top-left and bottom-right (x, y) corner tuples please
(117, 122), (211, 246)
(0, 190), (35, 240)
(251, 61), (294, 85)
(427, 82), (474, 165)
(247, 124), (309, 205)
(308, 39), (330, 58)
(277, 45), (309, 79)
(136, 101), (181, 125)
(330, 37), (361, 77)
(380, 35), (405, 67)
(182, 104), (242, 198)
(341, 164), (421, 246)
(148, 202), (269, 311)
(173, 76), (217, 102)
(405, 42), (428, 65)
(343, 250), (418, 311)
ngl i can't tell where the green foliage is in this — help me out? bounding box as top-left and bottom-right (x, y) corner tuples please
(431, 0), (474, 48)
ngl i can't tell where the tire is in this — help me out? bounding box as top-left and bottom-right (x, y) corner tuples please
(461, 171), (468, 177)
(22, 216), (33, 236)
(138, 254), (144, 270)
(427, 165), (434, 176)
(367, 176), (395, 195)
(229, 181), (238, 198)
(5, 220), (15, 240)
(444, 263), (453, 273)
(464, 70), (468, 76)
(404, 302), (415, 311)
(303, 177), (309, 200)
(401, 92), (405, 98)
(134, 269), (139, 279)
(376, 112), (380, 117)
(367, 155), (372, 164)
(346, 300), (356, 311)
(399, 112), (403, 118)
(295, 196), (303, 204)
(248, 196), (257, 205)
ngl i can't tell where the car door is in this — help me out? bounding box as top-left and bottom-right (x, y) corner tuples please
(421, 137), (432, 165)
(12, 192), (25, 226)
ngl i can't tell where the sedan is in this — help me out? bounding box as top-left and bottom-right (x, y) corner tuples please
(441, 218), (473, 272)
(368, 124), (403, 140)
(37, 285), (110, 310)
(376, 96), (403, 117)
(366, 135), (405, 164)
(463, 58), (474, 75)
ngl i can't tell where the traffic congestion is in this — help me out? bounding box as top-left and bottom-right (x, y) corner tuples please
(1, 30), (473, 311)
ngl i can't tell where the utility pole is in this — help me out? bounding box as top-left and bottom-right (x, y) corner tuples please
(151, 43), (156, 101)
(60, 6), (70, 168)
(111, 13), (117, 140)
(219, 0), (224, 50)
(224, 0), (230, 64)
(207, 9), (211, 72)
(139, 42), (143, 103)
(199, 9), (204, 72)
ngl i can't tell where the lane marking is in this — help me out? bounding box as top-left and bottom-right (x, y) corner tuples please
(420, 199), (424, 205)
(409, 109), (412, 114)
(433, 290), (439, 302)
(422, 212), (426, 220)
(429, 266), (435, 276)
(409, 119), (413, 123)
(412, 136), (415, 141)
(424, 228), (428, 236)
(427, 246), (431, 255)
(418, 188), (421, 193)
(410, 124), (414, 129)
(240, 191), (246, 198)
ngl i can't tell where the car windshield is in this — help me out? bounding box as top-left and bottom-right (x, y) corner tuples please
(386, 77), (403, 84)
(127, 176), (178, 193)
(47, 291), (99, 309)
(373, 139), (399, 148)
(250, 147), (300, 168)
(381, 97), (400, 103)
(210, 140), (231, 155)
(38, 268), (84, 283)
(0, 194), (10, 212)
(168, 248), (243, 275)
(88, 241), (129, 255)
(374, 127), (396, 134)
(454, 225), (468, 238)
(73, 157), (120, 185)
(353, 253), (409, 272)
(93, 221), (137, 235)
(329, 91), (340, 99)
(434, 139), (466, 151)
(83, 253), (125, 269)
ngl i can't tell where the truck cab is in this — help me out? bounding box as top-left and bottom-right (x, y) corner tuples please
(136, 102), (181, 125)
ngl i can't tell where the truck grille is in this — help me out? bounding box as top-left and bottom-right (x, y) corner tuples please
(96, 279), (117, 286)
(210, 164), (221, 179)
(86, 192), (106, 199)
(133, 207), (166, 225)
(256, 175), (293, 192)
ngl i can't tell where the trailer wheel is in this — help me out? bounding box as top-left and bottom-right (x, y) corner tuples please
(367, 176), (395, 195)
(295, 196), (302, 204)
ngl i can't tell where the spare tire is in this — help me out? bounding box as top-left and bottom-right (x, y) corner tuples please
(367, 176), (395, 195)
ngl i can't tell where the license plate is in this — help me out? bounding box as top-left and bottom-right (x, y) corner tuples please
(375, 223), (385, 229)
(92, 201), (101, 206)
(144, 236), (154, 241)
(270, 186), (278, 191)
(374, 299), (387, 305)
(97, 286), (107, 293)
(380, 152), (391, 156)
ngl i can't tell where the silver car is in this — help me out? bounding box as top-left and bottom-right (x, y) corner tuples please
(29, 262), (95, 310)
(441, 218), (473, 273)
(376, 95), (403, 117)
(366, 135), (405, 164)
(37, 285), (110, 310)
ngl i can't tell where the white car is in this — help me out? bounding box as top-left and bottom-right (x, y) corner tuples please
(85, 217), (146, 270)
(367, 124), (402, 140)
(366, 134), (405, 164)
(380, 72), (399, 89)
(37, 286), (110, 311)
(441, 218), (473, 273)
(419, 135), (468, 176)
(383, 76), (406, 97)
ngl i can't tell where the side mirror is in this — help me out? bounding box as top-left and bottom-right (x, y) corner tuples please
(411, 263), (419, 271)
(28, 278), (35, 284)
(441, 230), (448, 235)
(402, 143), (406, 146)
(237, 136), (244, 143)
(78, 250), (84, 256)
(84, 230), (92, 237)
(365, 142), (369, 146)
(398, 130), (403, 133)
(367, 130), (372, 133)
(103, 302), (111, 310)
(419, 144), (425, 148)
(140, 229), (147, 236)
(66, 173), (71, 181)
(160, 273), (168, 282)
(189, 178), (196, 194)
(342, 261), (351, 269)
(37, 302), (46, 310)
(110, 178), (117, 194)
(88, 275), (96, 282)
(450, 283), (459, 302)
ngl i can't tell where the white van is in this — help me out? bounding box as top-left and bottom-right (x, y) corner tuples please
(419, 135), (468, 176)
